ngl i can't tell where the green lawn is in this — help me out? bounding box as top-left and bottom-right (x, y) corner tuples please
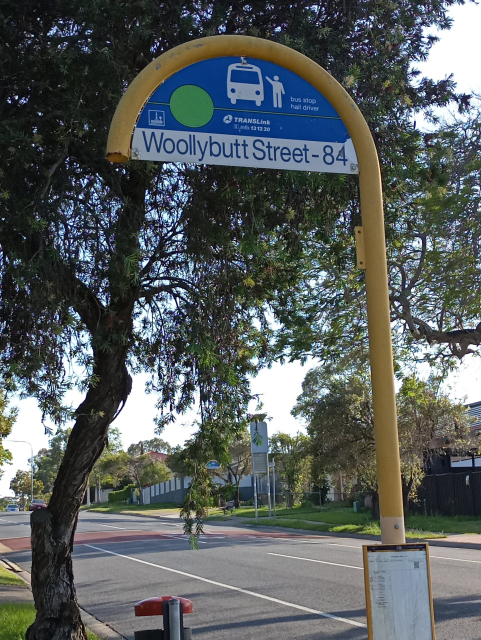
(217, 503), (481, 537)
(0, 566), (26, 587)
(0, 604), (100, 640)
(81, 502), (179, 515)
(232, 504), (371, 525)
(84, 501), (481, 537)
(405, 514), (481, 535)
(243, 517), (445, 539)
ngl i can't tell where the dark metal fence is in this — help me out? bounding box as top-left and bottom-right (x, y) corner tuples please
(417, 471), (481, 517)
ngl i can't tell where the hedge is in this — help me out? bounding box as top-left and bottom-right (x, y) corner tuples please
(108, 484), (136, 503)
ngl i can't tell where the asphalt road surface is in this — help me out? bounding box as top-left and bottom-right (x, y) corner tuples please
(1, 511), (481, 640)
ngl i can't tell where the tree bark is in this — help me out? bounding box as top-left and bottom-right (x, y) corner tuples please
(371, 491), (380, 520)
(27, 351), (132, 640)
(402, 476), (414, 515)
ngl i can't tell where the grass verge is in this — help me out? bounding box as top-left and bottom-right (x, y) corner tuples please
(0, 604), (101, 640)
(0, 566), (26, 587)
(247, 518), (446, 539)
(81, 502), (179, 516)
(405, 514), (481, 535)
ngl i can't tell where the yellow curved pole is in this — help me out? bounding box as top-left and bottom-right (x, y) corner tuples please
(106, 35), (405, 544)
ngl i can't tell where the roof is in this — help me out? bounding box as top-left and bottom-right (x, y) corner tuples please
(147, 451), (168, 462)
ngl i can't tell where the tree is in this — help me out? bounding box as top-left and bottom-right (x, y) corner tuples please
(270, 432), (311, 504)
(0, 1), (469, 637)
(10, 471), (44, 510)
(34, 430), (71, 495)
(293, 368), (380, 512)
(100, 452), (171, 504)
(396, 375), (472, 509)
(387, 106), (481, 362)
(293, 367), (473, 515)
(34, 427), (122, 498)
(212, 429), (252, 506)
(165, 446), (191, 477)
(276, 106), (481, 369)
(127, 438), (171, 457)
(89, 428), (123, 500)
(0, 390), (17, 479)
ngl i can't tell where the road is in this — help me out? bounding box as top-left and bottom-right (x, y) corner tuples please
(1, 511), (481, 640)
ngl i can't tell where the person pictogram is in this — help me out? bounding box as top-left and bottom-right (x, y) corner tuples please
(265, 75), (285, 108)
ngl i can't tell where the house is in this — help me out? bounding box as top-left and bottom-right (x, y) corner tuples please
(425, 401), (481, 474)
(146, 450), (168, 463)
(466, 401), (481, 433)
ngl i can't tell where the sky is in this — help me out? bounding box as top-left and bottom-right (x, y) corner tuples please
(2, 3), (481, 496)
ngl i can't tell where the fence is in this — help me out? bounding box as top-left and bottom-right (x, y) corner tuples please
(138, 474), (281, 506)
(417, 471), (481, 517)
(141, 477), (190, 505)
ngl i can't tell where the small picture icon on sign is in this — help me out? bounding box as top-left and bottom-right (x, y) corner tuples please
(149, 110), (165, 126)
(223, 115), (233, 123)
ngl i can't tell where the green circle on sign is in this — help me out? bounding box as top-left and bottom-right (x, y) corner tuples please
(170, 85), (214, 128)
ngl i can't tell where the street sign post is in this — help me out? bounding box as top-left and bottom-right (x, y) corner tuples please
(107, 35), (405, 545)
(269, 460), (276, 517)
(250, 421), (269, 522)
(107, 33), (428, 637)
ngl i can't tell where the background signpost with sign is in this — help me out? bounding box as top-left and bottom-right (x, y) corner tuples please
(107, 34), (431, 636)
(249, 421), (271, 521)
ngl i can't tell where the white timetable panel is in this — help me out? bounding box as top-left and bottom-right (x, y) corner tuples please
(363, 543), (435, 640)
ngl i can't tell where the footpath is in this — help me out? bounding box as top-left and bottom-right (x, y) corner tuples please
(0, 558), (124, 639)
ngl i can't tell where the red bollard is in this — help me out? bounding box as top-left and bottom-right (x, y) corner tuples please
(134, 596), (194, 640)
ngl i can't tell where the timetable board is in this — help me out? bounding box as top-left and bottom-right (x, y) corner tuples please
(363, 543), (436, 640)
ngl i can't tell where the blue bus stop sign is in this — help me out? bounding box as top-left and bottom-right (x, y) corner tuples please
(132, 56), (358, 174)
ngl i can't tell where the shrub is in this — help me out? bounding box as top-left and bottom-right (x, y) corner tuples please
(108, 484), (136, 503)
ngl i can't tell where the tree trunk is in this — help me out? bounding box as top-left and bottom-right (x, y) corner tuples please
(402, 476), (414, 515)
(371, 490), (380, 520)
(27, 352), (132, 640)
(136, 478), (144, 505)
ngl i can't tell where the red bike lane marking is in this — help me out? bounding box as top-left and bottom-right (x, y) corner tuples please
(0, 529), (327, 552)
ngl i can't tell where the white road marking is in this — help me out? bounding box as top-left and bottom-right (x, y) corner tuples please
(288, 540), (326, 544)
(268, 552), (363, 570)
(328, 544), (363, 549)
(98, 524), (131, 530)
(84, 544), (366, 628)
(430, 554), (481, 565)
(329, 544), (481, 565)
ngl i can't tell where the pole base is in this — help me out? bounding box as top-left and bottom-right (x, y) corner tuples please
(380, 515), (405, 544)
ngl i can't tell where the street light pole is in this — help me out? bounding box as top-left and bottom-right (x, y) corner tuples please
(7, 439), (34, 506)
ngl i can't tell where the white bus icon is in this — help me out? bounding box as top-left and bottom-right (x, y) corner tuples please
(227, 60), (264, 106)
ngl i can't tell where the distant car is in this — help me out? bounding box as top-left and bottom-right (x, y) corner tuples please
(6, 504), (19, 512)
(30, 499), (47, 510)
